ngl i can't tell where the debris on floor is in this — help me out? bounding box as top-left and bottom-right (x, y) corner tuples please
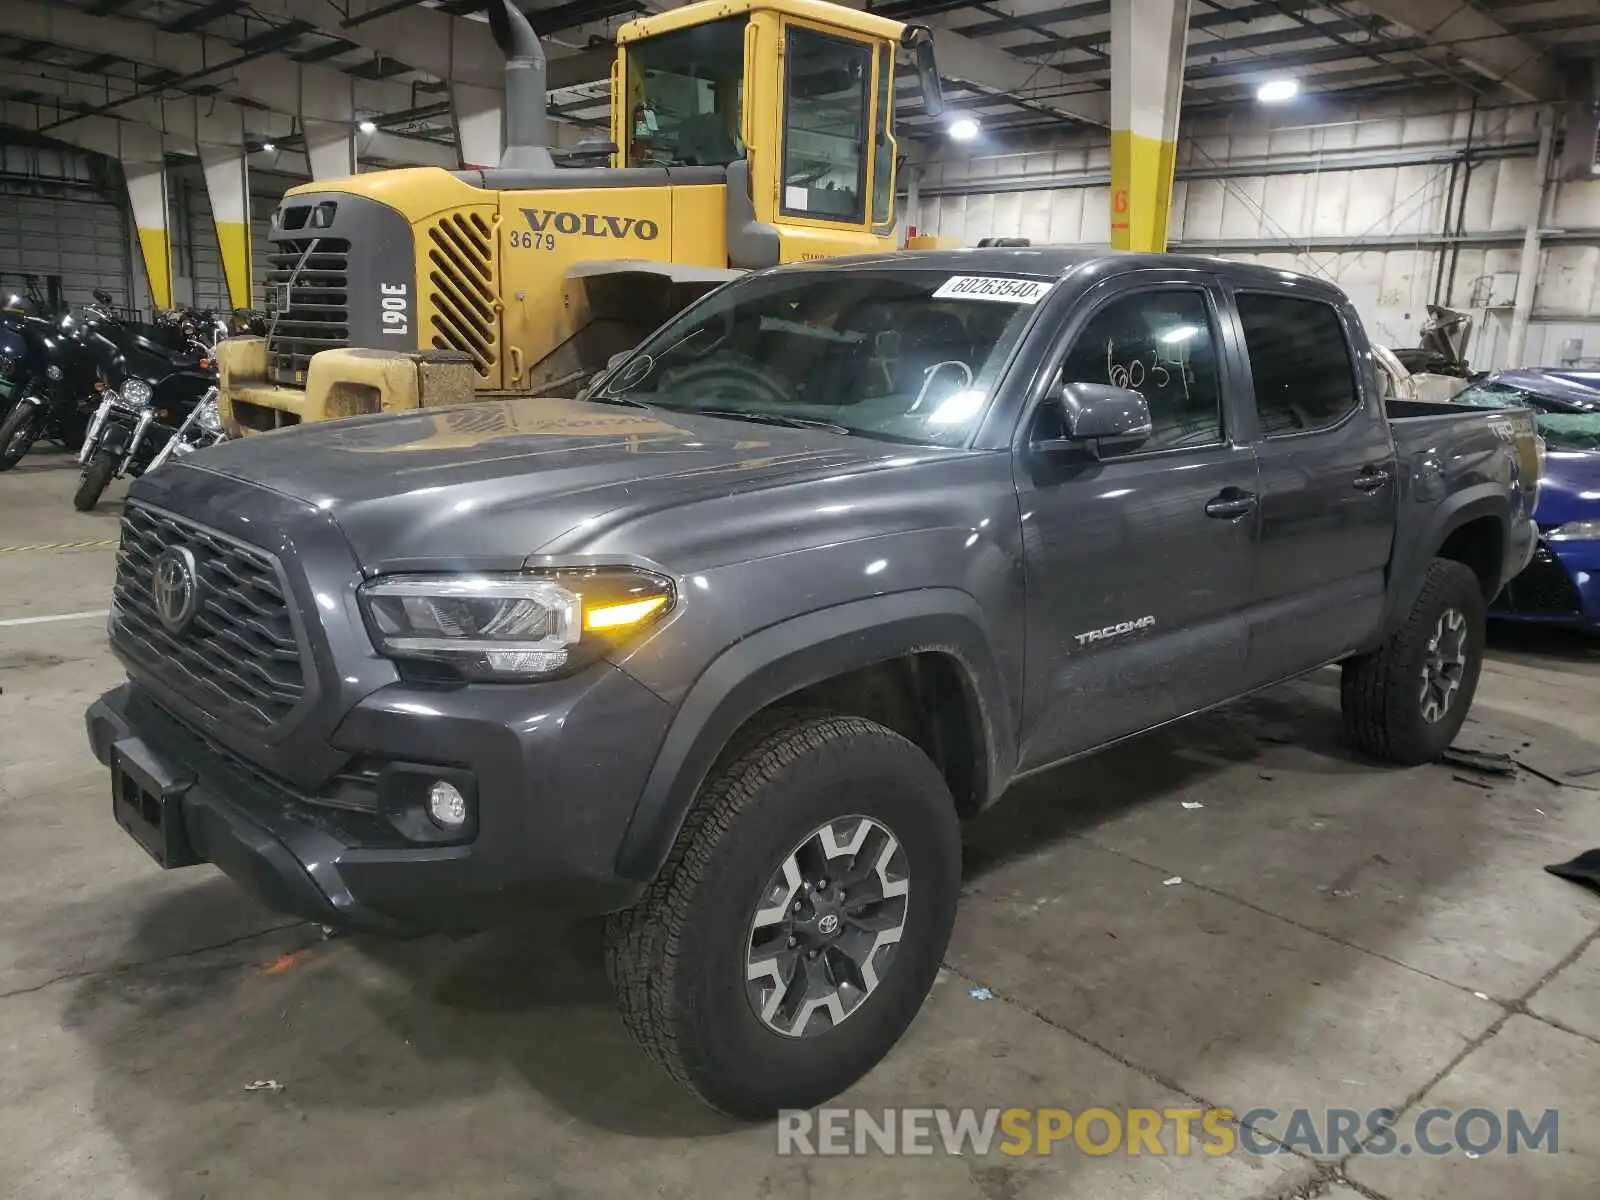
(1441, 746), (1517, 776)
(1181, 800), (1205, 810)
(1162, 876), (1183, 887)
(968, 986), (995, 1001)
(244, 1080), (285, 1094)
(1452, 773), (1493, 790)
(1545, 848), (1600, 896)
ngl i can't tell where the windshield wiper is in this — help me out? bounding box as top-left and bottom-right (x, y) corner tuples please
(687, 407), (854, 436)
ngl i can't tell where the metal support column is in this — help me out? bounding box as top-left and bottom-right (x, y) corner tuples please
(1109, 0), (1191, 252)
(121, 150), (172, 312)
(1504, 105), (1557, 369)
(199, 143), (253, 310)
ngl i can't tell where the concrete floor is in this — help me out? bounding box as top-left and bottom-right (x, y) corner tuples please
(2, 446), (1598, 1200)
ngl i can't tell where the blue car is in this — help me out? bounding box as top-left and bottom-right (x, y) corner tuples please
(1454, 370), (1600, 630)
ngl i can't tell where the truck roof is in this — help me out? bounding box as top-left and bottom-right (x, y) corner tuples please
(779, 246), (1342, 296)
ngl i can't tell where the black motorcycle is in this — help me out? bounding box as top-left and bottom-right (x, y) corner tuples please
(73, 329), (223, 511)
(0, 298), (101, 469)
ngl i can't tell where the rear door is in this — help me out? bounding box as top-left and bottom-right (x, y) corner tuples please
(1015, 272), (1261, 769)
(1226, 287), (1397, 684)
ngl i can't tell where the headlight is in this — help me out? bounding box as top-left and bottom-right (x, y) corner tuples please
(360, 567), (675, 681)
(121, 379), (153, 407)
(193, 399), (222, 434)
(1548, 520), (1600, 542)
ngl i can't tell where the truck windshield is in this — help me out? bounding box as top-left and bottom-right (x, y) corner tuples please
(600, 269), (1051, 445)
(1455, 381), (1600, 452)
(625, 18), (745, 168)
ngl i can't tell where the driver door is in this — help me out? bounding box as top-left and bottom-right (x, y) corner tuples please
(1015, 275), (1262, 770)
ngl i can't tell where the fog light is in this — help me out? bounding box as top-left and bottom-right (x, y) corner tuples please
(427, 780), (467, 829)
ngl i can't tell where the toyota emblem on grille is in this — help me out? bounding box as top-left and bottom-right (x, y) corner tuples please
(152, 546), (201, 633)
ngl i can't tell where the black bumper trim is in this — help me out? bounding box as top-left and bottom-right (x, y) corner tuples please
(87, 682), (648, 932)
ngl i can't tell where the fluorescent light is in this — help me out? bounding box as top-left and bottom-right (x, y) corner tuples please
(260, 142), (276, 152)
(948, 117), (980, 141)
(1257, 78), (1299, 103)
(358, 119), (378, 133)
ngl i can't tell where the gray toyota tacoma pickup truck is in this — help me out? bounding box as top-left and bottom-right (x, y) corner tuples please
(87, 248), (1540, 1117)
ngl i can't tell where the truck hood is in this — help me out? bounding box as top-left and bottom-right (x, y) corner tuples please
(187, 396), (937, 572)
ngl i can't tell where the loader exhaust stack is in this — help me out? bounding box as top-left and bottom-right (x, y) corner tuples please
(488, 0), (555, 171)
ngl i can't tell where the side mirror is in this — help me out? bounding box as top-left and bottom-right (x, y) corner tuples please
(903, 26), (944, 118)
(1032, 382), (1152, 459)
(606, 351), (630, 372)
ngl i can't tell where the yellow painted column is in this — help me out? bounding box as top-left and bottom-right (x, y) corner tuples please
(123, 160), (174, 311)
(200, 144), (254, 309)
(1109, 0), (1192, 252)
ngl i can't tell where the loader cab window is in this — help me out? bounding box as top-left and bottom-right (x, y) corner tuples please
(625, 18), (745, 168)
(782, 27), (870, 223)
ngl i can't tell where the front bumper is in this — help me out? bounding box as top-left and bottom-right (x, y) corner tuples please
(88, 666), (672, 933)
(1492, 537), (1600, 629)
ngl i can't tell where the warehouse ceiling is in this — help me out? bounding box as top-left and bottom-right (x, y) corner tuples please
(0, 0), (1594, 161)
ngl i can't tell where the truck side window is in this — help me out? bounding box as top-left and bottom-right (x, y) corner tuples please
(1056, 289), (1224, 454)
(782, 28), (870, 223)
(1236, 293), (1359, 436)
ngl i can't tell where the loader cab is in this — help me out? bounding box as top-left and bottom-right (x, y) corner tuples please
(613, 0), (940, 260)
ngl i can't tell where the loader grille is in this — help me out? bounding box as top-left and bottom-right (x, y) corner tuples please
(264, 233), (350, 386)
(424, 210), (499, 380)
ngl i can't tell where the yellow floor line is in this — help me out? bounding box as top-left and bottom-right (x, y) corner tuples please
(0, 539), (118, 554)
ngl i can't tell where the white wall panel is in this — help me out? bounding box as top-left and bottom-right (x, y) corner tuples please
(915, 96), (1600, 368)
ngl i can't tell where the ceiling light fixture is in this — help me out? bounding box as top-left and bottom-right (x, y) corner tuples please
(1257, 78), (1300, 103)
(260, 142), (276, 152)
(358, 119), (378, 133)
(948, 117), (980, 141)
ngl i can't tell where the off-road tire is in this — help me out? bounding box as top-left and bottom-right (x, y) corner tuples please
(1341, 557), (1486, 765)
(73, 450), (116, 511)
(605, 711), (961, 1119)
(0, 403), (41, 471)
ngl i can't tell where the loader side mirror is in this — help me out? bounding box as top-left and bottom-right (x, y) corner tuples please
(903, 27), (943, 118)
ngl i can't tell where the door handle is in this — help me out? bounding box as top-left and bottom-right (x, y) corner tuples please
(1205, 489), (1257, 519)
(1353, 467), (1392, 492)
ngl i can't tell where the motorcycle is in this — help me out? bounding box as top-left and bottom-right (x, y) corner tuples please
(0, 295), (104, 470)
(73, 335), (223, 511)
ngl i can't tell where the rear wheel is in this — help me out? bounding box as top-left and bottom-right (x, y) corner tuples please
(0, 403), (41, 471)
(1341, 558), (1486, 765)
(606, 712), (961, 1118)
(73, 449), (117, 511)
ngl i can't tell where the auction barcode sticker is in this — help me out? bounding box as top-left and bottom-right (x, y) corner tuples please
(932, 276), (1053, 304)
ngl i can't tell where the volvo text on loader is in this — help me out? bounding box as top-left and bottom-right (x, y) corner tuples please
(217, 0), (943, 434)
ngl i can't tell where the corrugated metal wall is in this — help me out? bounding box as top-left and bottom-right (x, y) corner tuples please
(914, 97), (1600, 368)
(0, 142), (131, 313)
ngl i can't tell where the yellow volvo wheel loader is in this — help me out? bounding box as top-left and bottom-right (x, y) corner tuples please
(218, 0), (943, 434)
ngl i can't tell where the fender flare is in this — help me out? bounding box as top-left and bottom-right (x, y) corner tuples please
(1383, 485), (1509, 633)
(613, 589), (1017, 881)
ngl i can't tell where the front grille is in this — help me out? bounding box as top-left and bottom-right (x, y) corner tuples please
(1493, 542), (1582, 616)
(113, 505), (308, 729)
(424, 210), (498, 380)
(265, 233), (350, 386)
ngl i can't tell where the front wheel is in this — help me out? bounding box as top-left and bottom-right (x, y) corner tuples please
(1341, 558), (1486, 765)
(73, 449), (117, 511)
(606, 712), (961, 1118)
(0, 403), (42, 471)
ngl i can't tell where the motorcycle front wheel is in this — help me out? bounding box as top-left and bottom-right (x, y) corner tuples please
(73, 449), (117, 511)
(0, 402), (42, 471)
